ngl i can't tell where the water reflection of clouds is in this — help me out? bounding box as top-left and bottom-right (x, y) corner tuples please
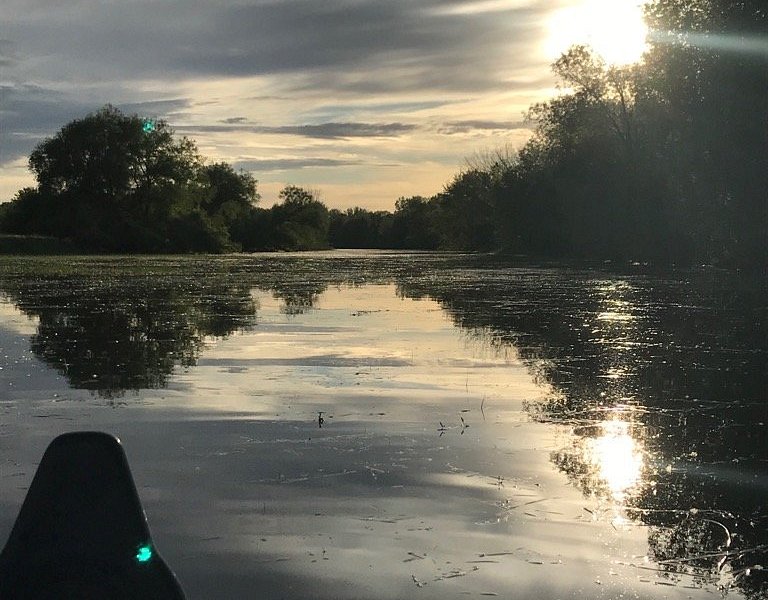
(0, 298), (39, 336)
(177, 285), (545, 417)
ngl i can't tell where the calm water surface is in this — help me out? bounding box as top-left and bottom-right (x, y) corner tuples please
(0, 252), (765, 599)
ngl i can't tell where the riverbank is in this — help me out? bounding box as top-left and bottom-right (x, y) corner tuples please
(0, 234), (77, 255)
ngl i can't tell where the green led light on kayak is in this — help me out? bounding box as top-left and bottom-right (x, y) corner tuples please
(135, 544), (153, 563)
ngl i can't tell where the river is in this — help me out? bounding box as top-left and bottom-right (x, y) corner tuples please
(0, 252), (765, 599)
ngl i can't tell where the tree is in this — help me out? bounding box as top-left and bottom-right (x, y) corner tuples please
(550, 46), (641, 161)
(642, 0), (768, 267)
(271, 186), (330, 250)
(391, 196), (440, 249)
(4, 105), (248, 253)
(199, 162), (261, 251)
(329, 207), (392, 248)
(201, 162), (259, 218)
(435, 169), (496, 251)
(29, 105), (202, 209)
(502, 45), (650, 258)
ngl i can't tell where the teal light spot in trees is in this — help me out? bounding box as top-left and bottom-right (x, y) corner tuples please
(142, 119), (156, 134)
(135, 544), (153, 563)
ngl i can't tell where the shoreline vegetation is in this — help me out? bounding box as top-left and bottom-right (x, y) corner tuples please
(1, 1), (765, 271)
(0, 235), (78, 255)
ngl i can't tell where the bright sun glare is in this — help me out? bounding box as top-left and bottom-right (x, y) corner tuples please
(587, 420), (644, 502)
(545, 0), (649, 65)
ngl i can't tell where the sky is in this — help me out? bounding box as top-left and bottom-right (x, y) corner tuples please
(0, 0), (648, 210)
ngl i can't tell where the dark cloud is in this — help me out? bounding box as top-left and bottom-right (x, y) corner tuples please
(178, 122), (417, 140)
(235, 158), (361, 172)
(299, 100), (457, 122)
(0, 85), (192, 167)
(220, 117), (249, 124)
(278, 123), (416, 139)
(0, 39), (18, 66)
(4, 0), (549, 93)
(438, 120), (528, 135)
(0, 84), (89, 166)
(116, 98), (191, 116)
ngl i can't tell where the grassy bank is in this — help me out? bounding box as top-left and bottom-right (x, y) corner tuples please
(0, 235), (78, 255)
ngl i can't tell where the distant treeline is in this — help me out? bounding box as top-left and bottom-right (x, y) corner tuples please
(1, 0), (765, 268)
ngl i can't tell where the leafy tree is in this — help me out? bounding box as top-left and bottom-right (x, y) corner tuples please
(201, 163), (259, 219)
(499, 45), (647, 259)
(271, 186), (330, 250)
(1, 105), (255, 253)
(435, 169), (496, 250)
(29, 105), (202, 215)
(199, 162), (261, 251)
(642, 0), (768, 267)
(390, 196), (440, 249)
(328, 207), (393, 248)
(549, 46), (641, 162)
(229, 207), (274, 251)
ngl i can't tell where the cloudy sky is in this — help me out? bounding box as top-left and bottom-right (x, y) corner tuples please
(0, 0), (647, 209)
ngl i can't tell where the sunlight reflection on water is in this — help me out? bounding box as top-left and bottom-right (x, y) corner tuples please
(586, 419), (644, 503)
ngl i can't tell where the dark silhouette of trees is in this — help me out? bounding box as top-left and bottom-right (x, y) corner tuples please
(390, 196), (440, 249)
(328, 208), (394, 248)
(25, 105), (210, 251)
(270, 186), (330, 250)
(640, 0), (768, 267)
(297, 0), (765, 265)
(405, 0), (765, 268)
(1, 106), (261, 253)
(201, 162), (259, 221)
(434, 169), (497, 251)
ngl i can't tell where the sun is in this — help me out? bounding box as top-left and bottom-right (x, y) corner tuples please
(545, 0), (649, 65)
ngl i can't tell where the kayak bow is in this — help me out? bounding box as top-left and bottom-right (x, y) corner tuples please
(0, 432), (186, 599)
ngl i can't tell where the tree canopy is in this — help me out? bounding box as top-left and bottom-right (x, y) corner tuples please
(2, 106), (265, 252)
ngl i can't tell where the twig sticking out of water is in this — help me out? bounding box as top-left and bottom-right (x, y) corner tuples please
(655, 544), (768, 566)
(405, 552), (426, 562)
(490, 475), (505, 489)
(460, 415), (469, 434)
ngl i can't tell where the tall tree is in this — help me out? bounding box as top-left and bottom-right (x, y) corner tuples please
(8, 105), (243, 252)
(201, 162), (259, 219)
(436, 169), (496, 251)
(643, 0), (768, 265)
(271, 186), (330, 250)
(30, 105), (202, 214)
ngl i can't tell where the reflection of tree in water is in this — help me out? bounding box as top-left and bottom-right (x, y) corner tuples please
(270, 281), (327, 315)
(1, 271), (257, 397)
(396, 261), (767, 597)
(0, 254), (409, 397)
